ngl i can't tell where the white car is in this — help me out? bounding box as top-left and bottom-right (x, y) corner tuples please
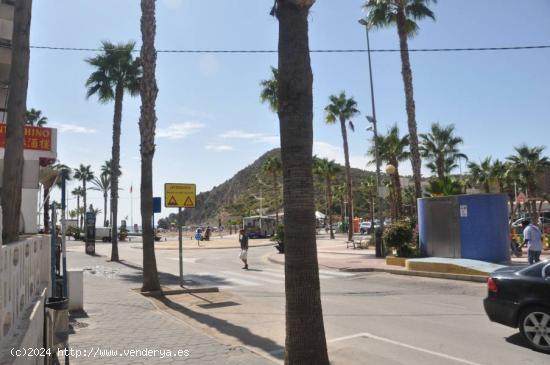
(360, 221), (371, 234)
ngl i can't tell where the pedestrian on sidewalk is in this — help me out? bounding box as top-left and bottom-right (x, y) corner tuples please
(239, 228), (249, 270)
(522, 220), (542, 265)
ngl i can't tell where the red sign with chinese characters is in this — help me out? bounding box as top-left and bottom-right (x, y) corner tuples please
(0, 124), (52, 151)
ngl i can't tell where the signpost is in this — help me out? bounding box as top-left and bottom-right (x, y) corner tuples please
(164, 183), (196, 286)
(85, 208), (96, 255)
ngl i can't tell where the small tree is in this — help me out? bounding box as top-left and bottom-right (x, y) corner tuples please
(383, 221), (413, 257)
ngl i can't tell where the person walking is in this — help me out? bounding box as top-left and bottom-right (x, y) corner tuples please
(239, 228), (249, 270)
(522, 220), (542, 265)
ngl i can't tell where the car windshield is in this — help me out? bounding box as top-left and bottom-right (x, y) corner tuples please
(518, 260), (550, 277)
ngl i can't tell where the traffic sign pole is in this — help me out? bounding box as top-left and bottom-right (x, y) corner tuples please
(178, 207), (183, 287)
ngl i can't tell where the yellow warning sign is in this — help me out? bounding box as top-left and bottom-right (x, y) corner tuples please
(164, 183), (196, 208)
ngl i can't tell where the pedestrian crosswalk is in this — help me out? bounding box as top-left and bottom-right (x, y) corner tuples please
(184, 266), (355, 290)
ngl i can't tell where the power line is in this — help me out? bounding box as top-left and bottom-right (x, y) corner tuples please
(25, 44), (550, 54)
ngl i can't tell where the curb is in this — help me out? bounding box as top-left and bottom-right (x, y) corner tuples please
(267, 254), (486, 283)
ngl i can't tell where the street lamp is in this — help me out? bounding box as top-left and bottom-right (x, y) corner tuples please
(360, 16), (385, 257)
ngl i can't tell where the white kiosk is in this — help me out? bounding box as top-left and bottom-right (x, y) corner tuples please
(0, 125), (57, 233)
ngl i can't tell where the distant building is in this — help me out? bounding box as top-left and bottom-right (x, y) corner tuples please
(0, 0), (13, 122)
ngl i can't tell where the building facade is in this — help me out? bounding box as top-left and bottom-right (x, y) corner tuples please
(0, 0), (14, 122)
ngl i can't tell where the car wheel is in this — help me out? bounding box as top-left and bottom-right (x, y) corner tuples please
(519, 306), (550, 353)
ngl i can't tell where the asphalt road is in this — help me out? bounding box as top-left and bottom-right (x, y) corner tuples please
(69, 239), (549, 365)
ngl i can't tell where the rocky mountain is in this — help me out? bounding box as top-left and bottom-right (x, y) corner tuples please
(175, 148), (377, 226)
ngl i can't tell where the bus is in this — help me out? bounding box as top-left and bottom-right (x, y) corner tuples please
(242, 216), (276, 238)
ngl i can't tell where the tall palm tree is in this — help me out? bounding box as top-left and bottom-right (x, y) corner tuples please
(73, 164), (94, 227)
(324, 91), (360, 242)
(313, 158), (341, 239)
(101, 159), (114, 178)
(139, 0), (161, 292)
(467, 157), (493, 193)
(274, 1), (329, 363)
(72, 186), (85, 229)
(364, 0), (437, 199)
(1, 0), (33, 243)
(260, 66), (279, 112)
(53, 163), (72, 226)
(369, 125), (409, 220)
(507, 145), (550, 218)
(26, 108), (48, 127)
(86, 41), (141, 261)
(91, 174), (111, 227)
(420, 123), (467, 179)
(262, 156), (283, 225)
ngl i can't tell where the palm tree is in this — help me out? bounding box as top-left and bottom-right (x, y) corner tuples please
(260, 66), (279, 112)
(313, 158), (341, 239)
(360, 176), (377, 228)
(73, 164), (94, 228)
(426, 176), (465, 197)
(324, 91), (360, 242)
(101, 159), (114, 178)
(1, 0), (33, 243)
(72, 186), (85, 229)
(363, 0), (437, 199)
(333, 183), (347, 224)
(467, 157), (493, 193)
(507, 145), (550, 218)
(53, 163), (72, 224)
(26, 108), (48, 127)
(86, 41), (141, 261)
(274, 1), (329, 363)
(262, 156), (283, 225)
(369, 125), (409, 220)
(139, 0), (161, 292)
(91, 174), (111, 227)
(420, 123), (467, 179)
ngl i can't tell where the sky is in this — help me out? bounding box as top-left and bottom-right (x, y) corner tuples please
(29, 0), (550, 225)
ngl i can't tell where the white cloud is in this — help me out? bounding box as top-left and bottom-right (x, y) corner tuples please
(220, 130), (279, 145)
(157, 122), (205, 140)
(51, 123), (96, 134)
(205, 144), (234, 151)
(313, 141), (372, 171)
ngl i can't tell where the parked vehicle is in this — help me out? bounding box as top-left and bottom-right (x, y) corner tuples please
(96, 227), (112, 242)
(360, 221), (371, 234)
(511, 217), (550, 234)
(483, 260), (550, 353)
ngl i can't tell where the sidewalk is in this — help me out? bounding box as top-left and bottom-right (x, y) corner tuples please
(268, 236), (549, 282)
(67, 251), (271, 364)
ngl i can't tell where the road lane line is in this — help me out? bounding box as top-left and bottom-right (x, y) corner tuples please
(328, 332), (485, 365)
(318, 269), (354, 277)
(260, 267), (333, 279)
(222, 270), (282, 285)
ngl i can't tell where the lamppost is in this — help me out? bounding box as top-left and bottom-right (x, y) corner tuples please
(360, 17), (385, 257)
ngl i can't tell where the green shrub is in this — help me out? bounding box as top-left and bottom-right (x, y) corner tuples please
(272, 224), (284, 243)
(383, 221), (414, 257)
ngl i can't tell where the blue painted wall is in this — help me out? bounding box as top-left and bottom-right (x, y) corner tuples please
(458, 194), (510, 263)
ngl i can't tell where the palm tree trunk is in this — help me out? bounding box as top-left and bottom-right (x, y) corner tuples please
(396, 8), (422, 200)
(76, 195), (80, 230)
(339, 117), (354, 241)
(140, 0), (160, 293)
(1, 0), (32, 243)
(326, 177), (334, 239)
(277, 2), (329, 364)
(437, 157), (445, 180)
(103, 192), (108, 227)
(110, 82), (124, 261)
(43, 187), (50, 233)
(82, 181), (87, 222)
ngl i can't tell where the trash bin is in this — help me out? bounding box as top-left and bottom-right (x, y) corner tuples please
(45, 297), (69, 355)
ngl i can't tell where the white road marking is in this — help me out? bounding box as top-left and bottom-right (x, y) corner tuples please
(194, 272), (261, 287)
(327, 332), (485, 365)
(260, 267), (348, 280)
(222, 271), (283, 285)
(319, 269), (354, 277)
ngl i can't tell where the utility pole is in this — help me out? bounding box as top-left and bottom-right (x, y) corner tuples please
(360, 17), (385, 258)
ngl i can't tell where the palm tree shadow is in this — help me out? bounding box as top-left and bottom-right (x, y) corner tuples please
(158, 295), (284, 360)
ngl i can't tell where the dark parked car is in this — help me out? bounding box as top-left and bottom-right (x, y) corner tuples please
(484, 260), (550, 353)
